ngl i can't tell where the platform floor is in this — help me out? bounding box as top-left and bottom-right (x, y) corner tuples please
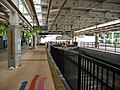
(0, 46), (56, 90)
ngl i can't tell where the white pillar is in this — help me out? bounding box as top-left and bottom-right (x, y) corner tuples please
(103, 33), (106, 43)
(8, 0), (21, 68)
(9, 0), (19, 25)
(33, 35), (35, 49)
(95, 33), (99, 47)
(111, 32), (114, 44)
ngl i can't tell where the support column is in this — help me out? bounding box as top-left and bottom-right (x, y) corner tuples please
(95, 33), (99, 48)
(32, 16), (36, 49)
(71, 24), (73, 44)
(8, 25), (21, 68)
(33, 35), (36, 49)
(30, 36), (33, 48)
(8, 0), (21, 68)
(103, 33), (106, 43)
(111, 32), (114, 44)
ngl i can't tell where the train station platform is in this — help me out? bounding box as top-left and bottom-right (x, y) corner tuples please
(0, 46), (65, 90)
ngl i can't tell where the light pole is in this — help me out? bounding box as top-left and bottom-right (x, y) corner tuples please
(56, 23), (57, 34)
(71, 24), (73, 44)
(95, 23), (99, 48)
(33, 16), (35, 49)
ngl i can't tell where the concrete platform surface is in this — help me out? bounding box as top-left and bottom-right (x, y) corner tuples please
(0, 46), (55, 90)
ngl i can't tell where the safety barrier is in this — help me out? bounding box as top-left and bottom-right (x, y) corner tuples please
(50, 45), (120, 90)
(81, 42), (120, 53)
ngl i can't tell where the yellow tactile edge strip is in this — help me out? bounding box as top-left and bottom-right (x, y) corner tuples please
(46, 48), (66, 90)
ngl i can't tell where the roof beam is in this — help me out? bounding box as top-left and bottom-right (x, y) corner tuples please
(7, 0), (32, 27)
(0, 15), (9, 23)
(29, 0), (39, 26)
(62, 1), (120, 30)
(72, 5), (120, 13)
(21, 0), (33, 20)
(50, 9), (59, 13)
(0, 7), (9, 17)
(25, 0), (39, 26)
(48, 18), (55, 21)
(0, 0), (15, 12)
(46, 0), (53, 24)
(67, 0), (120, 19)
(49, 0), (67, 31)
(23, 9), (59, 15)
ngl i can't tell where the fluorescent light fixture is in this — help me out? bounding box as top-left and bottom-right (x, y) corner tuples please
(75, 19), (120, 33)
(75, 26), (96, 32)
(97, 19), (120, 28)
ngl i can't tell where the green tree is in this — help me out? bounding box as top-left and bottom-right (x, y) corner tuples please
(0, 25), (8, 36)
(24, 31), (32, 39)
(32, 27), (41, 34)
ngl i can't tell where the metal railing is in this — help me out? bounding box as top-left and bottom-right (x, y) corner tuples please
(81, 42), (120, 53)
(50, 45), (120, 90)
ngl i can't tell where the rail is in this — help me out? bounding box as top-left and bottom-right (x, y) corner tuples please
(50, 45), (120, 90)
(81, 42), (120, 53)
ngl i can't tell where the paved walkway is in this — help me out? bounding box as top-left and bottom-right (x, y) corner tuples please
(0, 45), (29, 61)
(0, 46), (55, 90)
